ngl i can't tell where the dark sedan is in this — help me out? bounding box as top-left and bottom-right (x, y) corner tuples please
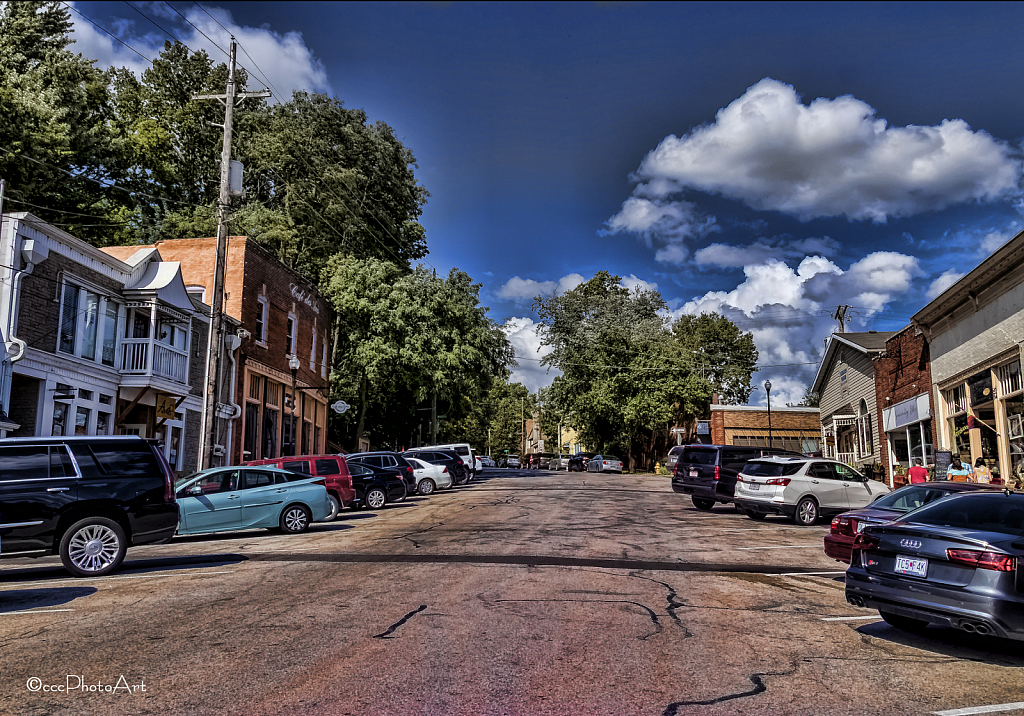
(343, 460), (408, 509)
(567, 453), (593, 472)
(845, 491), (1024, 640)
(824, 481), (1000, 563)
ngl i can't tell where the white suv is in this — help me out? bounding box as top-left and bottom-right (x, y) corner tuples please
(733, 457), (890, 526)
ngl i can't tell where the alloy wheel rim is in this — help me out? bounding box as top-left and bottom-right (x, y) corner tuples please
(284, 508), (308, 531)
(800, 501), (815, 523)
(68, 525), (119, 573)
(368, 491), (385, 509)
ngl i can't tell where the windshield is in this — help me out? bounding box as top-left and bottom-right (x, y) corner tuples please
(174, 470), (210, 489)
(602, 456), (620, 461)
(870, 485), (970, 512)
(900, 494), (1024, 536)
(681, 448), (716, 465)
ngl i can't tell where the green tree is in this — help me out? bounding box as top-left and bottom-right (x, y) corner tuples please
(321, 256), (514, 449)
(0, 1), (123, 242)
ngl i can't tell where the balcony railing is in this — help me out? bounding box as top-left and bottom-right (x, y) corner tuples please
(837, 451), (856, 466)
(120, 338), (188, 384)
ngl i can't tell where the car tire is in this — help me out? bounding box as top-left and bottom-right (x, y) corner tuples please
(59, 517), (127, 578)
(418, 478), (436, 496)
(280, 504), (312, 533)
(364, 487), (387, 510)
(880, 611), (928, 632)
(692, 498), (715, 511)
(794, 497), (819, 526)
(324, 495), (340, 522)
(744, 509), (767, 521)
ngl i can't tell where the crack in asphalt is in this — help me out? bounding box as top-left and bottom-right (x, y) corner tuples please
(662, 666), (798, 714)
(373, 604), (427, 639)
(626, 573), (693, 637)
(492, 598), (664, 640)
(251, 552), (832, 574)
(394, 523), (445, 549)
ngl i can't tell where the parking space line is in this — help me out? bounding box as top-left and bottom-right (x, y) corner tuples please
(2, 570), (235, 588)
(736, 545), (823, 550)
(933, 703), (1024, 716)
(0, 609), (75, 615)
(777, 571), (846, 576)
(820, 615), (878, 621)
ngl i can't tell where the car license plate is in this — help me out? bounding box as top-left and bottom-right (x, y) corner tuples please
(894, 554), (928, 577)
(748, 482), (759, 490)
(689, 469), (698, 478)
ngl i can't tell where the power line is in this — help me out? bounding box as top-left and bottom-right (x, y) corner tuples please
(3, 194), (132, 226)
(62, 2), (155, 64)
(123, 0), (190, 49)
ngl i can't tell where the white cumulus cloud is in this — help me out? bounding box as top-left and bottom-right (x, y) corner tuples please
(925, 269), (965, 301)
(496, 273), (586, 303)
(503, 318), (559, 392)
(68, 2), (330, 100)
(608, 79), (1021, 259)
(619, 274), (659, 293)
(694, 236), (840, 269)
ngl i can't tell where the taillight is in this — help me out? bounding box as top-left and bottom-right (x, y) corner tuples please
(442, 466), (448, 473)
(313, 479), (327, 486)
(831, 516), (854, 536)
(852, 533), (879, 552)
(713, 466), (720, 481)
(765, 478), (791, 486)
(153, 445), (175, 502)
(946, 549), (1016, 572)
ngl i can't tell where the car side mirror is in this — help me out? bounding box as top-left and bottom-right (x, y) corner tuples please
(187, 484), (203, 496)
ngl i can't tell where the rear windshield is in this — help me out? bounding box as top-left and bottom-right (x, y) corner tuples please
(680, 448), (717, 465)
(742, 461), (803, 477)
(871, 486), (974, 512)
(603, 456), (620, 461)
(71, 440), (159, 478)
(902, 494), (1024, 536)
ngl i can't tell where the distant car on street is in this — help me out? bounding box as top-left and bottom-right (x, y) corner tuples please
(504, 454), (521, 468)
(567, 453), (592, 472)
(479, 455), (496, 468)
(824, 481), (999, 563)
(588, 455), (623, 473)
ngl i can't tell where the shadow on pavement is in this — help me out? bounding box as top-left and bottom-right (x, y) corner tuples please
(856, 620), (1024, 666)
(0, 586), (97, 611)
(0, 553), (249, 584)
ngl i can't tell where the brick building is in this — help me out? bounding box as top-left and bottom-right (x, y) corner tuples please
(812, 331), (895, 471)
(873, 327), (935, 486)
(0, 213), (236, 474)
(708, 403), (821, 453)
(102, 237), (331, 464)
(912, 227), (1024, 485)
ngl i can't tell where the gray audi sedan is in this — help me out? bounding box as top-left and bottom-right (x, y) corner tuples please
(845, 491), (1024, 640)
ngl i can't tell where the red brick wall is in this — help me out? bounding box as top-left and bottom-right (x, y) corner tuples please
(873, 328), (935, 469)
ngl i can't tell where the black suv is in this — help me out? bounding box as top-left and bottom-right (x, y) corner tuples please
(344, 451), (415, 499)
(402, 449), (469, 485)
(672, 444), (802, 510)
(0, 436), (179, 577)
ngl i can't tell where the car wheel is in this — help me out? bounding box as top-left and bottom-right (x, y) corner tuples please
(880, 611), (928, 632)
(692, 498), (715, 511)
(365, 487), (387, 510)
(324, 495), (340, 522)
(418, 478), (436, 496)
(794, 497), (819, 526)
(745, 509), (767, 521)
(280, 504), (311, 533)
(59, 517), (127, 578)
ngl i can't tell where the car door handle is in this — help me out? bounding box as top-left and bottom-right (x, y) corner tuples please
(227, 494), (240, 499)
(275, 489), (287, 493)
(811, 479), (819, 484)
(47, 487), (70, 492)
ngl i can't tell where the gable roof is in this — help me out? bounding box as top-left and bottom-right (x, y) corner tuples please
(811, 330), (897, 394)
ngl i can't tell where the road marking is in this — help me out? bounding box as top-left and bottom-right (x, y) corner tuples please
(736, 545), (823, 550)
(820, 615), (878, 621)
(2, 570), (235, 588)
(0, 609), (75, 615)
(933, 703), (1024, 716)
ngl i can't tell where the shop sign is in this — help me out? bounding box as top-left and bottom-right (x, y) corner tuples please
(696, 421), (710, 435)
(883, 393), (931, 432)
(825, 436), (836, 446)
(290, 284), (320, 314)
(155, 392), (177, 420)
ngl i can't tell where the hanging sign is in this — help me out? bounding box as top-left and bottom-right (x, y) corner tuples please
(155, 392), (178, 420)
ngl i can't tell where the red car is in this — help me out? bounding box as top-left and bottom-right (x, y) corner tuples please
(824, 481), (1000, 563)
(245, 454), (355, 521)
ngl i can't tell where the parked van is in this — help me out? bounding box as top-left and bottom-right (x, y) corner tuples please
(245, 454), (355, 520)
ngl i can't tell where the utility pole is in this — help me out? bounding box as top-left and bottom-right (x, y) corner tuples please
(431, 394), (437, 444)
(831, 305), (851, 334)
(193, 38), (271, 469)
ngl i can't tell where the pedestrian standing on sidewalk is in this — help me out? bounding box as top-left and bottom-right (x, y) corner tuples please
(947, 453), (972, 482)
(907, 458), (929, 484)
(973, 457), (993, 484)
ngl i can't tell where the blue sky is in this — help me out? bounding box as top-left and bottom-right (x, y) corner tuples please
(71, 2), (1024, 403)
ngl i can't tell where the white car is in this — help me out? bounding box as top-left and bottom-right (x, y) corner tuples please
(505, 455), (520, 468)
(587, 455), (623, 473)
(733, 457), (891, 526)
(403, 456), (454, 495)
(479, 456), (496, 468)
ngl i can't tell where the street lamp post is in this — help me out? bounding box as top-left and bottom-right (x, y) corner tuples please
(765, 379), (773, 449)
(289, 355), (300, 456)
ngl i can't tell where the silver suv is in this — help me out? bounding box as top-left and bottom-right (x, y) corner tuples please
(733, 457), (891, 526)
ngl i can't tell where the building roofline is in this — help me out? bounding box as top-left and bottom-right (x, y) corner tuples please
(712, 404), (820, 413)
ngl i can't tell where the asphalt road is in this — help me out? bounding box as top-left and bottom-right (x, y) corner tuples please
(1, 469), (1022, 716)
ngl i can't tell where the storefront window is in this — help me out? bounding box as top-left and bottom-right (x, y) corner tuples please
(52, 402), (68, 436)
(75, 406), (90, 435)
(169, 426), (181, 468)
(949, 412), (970, 456)
(262, 407), (278, 458)
(97, 412), (110, 435)
(1006, 395), (1024, 485)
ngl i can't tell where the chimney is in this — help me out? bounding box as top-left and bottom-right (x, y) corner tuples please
(712, 392), (719, 405)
